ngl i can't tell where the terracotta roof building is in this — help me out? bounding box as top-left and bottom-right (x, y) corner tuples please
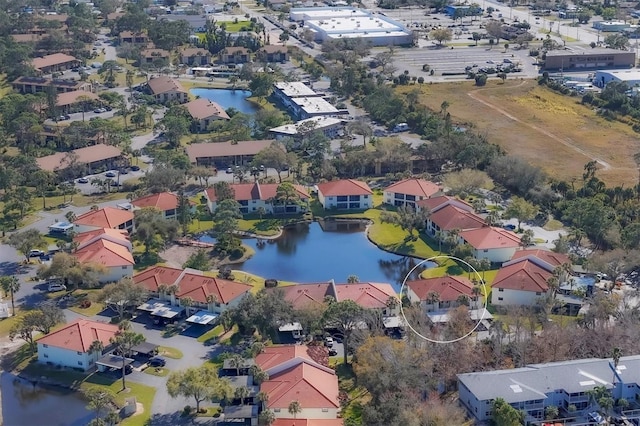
(417, 194), (473, 213)
(37, 319), (118, 370)
(118, 31), (149, 44)
(219, 46), (250, 64)
(146, 76), (187, 104)
(407, 276), (475, 311)
(74, 228), (131, 252)
(458, 226), (521, 263)
(256, 346), (340, 421)
(74, 238), (134, 283)
(383, 178), (441, 208)
(32, 53), (79, 74)
(73, 207), (134, 233)
(36, 143), (122, 173)
(278, 283), (334, 310)
(427, 204), (486, 236)
(316, 179), (372, 210)
(132, 266), (252, 315)
(12, 76), (93, 95)
(204, 182), (310, 215)
(257, 45), (289, 62)
(186, 140), (277, 167)
(184, 98), (230, 131)
(491, 249), (571, 307)
(180, 47), (212, 66)
(131, 192), (186, 219)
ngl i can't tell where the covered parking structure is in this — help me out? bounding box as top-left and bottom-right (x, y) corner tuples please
(131, 342), (159, 357)
(186, 310), (218, 325)
(137, 299), (184, 324)
(96, 354), (134, 372)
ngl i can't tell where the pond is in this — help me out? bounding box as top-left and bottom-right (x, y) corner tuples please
(189, 88), (257, 115)
(201, 221), (435, 292)
(1, 372), (93, 426)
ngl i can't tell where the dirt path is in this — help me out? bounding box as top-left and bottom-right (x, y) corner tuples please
(467, 82), (613, 171)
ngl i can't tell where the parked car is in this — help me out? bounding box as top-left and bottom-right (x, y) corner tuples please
(77, 177), (89, 184)
(123, 364), (133, 375)
(119, 168), (129, 175)
(130, 165), (140, 171)
(588, 412), (606, 424)
(105, 171), (116, 178)
(503, 224), (517, 231)
(29, 250), (44, 258)
(325, 336), (334, 347)
(48, 282), (67, 292)
(148, 357), (166, 367)
(226, 167), (233, 174)
(328, 348), (338, 356)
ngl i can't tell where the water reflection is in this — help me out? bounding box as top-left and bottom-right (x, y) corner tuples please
(2, 372), (93, 426)
(238, 222), (435, 291)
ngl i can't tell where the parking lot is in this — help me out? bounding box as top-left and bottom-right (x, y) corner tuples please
(75, 165), (147, 195)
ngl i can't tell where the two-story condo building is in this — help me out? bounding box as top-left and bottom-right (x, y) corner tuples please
(316, 179), (372, 210)
(383, 178), (441, 208)
(204, 182), (310, 215)
(73, 207), (135, 234)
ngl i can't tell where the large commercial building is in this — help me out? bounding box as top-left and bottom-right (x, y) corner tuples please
(458, 356), (640, 424)
(290, 7), (413, 46)
(544, 49), (635, 70)
(272, 82), (348, 120)
(594, 69), (640, 87)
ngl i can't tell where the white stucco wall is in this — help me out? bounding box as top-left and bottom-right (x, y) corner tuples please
(491, 287), (544, 306)
(99, 265), (133, 284)
(471, 247), (516, 264)
(37, 343), (96, 371)
(272, 407), (338, 419)
(319, 193), (371, 210)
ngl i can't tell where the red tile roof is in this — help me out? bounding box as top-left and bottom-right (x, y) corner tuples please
(317, 179), (372, 197)
(492, 259), (551, 293)
(38, 319), (119, 353)
(74, 238), (134, 267)
(261, 362), (340, 410)
(407, 276), (474, 302)
(74, 207), (134, 229)
(334, 282), (396, 309)
(147, 76), (186, 95)
(74, 228), (130, 249)
(459, 226), (521, 250)
(186, 140), (277, 162)
(205, 182), (310, 203)
(511, 249), (570, 268)
(185, 98), (230, 121)
(175, 273), (252, 304)
(32, 53), (77, 70)
(272, 419), (344, 426)
(36, 144), (122, 172)
(131, 192), (179, 212)
(132, 266), (184, 292)
(416, 195), (473, 212)
(384, 178), (440, 198)
(279, 283), (333, 310)
(255, 345), (315, 371)
(429, 205), (486, 232)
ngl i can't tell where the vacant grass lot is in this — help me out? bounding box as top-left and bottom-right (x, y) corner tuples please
(397, 80), (639, 186)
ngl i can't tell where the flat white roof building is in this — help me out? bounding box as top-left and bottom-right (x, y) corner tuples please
(594, 69), (640, 88)
(273, 81), (320, 98)
(270, 116), (344, 139)
(292, 97), (340, 116)
(291, 7), (413, 46)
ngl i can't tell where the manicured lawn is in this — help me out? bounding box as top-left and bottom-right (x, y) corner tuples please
(143, 366), (169, 377)
(219, 20), (252, 32)
(0, 311), (26, 338)
(68, 301), (105, 317)
(543, 218), (565, 231)
(158, 345), (183, 359)
(196, 324), (224, 344)
(17, 359), (155, 426)
(237, 218), (282, 237)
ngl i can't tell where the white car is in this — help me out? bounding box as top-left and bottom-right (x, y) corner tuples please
(325, 336), (334, 347)
(48, 283), (67, 292)
(29, 250), (44, 257)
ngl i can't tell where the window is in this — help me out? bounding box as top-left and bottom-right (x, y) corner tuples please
(536, 292), (541, 295)
(43, 353), (49, 358)
(498, 288), (504, 292)
(43, 344), (48, 348)
(363, 195), (368, 198)
(322, 408), (329, 412)
(394, 193), (404, 199)
(483, 249), (488, 252)
(122, 266), (128, 270)
(498, 297), (503, 301)
(337, 196), (348, 202)
(274, 409), (281, 413)
(349, 195), (360, 201)
(77, 351), (83, 355)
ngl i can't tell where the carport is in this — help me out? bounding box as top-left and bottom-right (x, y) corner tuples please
(186, 310), (218, 325)
(96, 354), (134, 372)
(137, 299), (184, 322)
(131, 342), (159, 357)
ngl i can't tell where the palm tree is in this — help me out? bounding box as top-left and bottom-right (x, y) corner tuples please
(612, 347), (622, 385)
(88, 339), (104, 363)
(206, 294), (219, 311)
(256, 390), (269, 410)
(235, 385), (251, 405)
(0, 276), (21, 315)
(258, 409), (276, 426)
(426, 291), (440, 311)
(180, 296), (194, 314)
(288, 400), (302, 419)
(472, 286), (482, 309)
(546, 276), (560, 300)
(228, 353), (245, 376)
(347, 274), (359, 283)
(65, 211), (77, 223)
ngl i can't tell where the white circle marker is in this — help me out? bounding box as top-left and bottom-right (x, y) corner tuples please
(399, 255), (488, 344)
